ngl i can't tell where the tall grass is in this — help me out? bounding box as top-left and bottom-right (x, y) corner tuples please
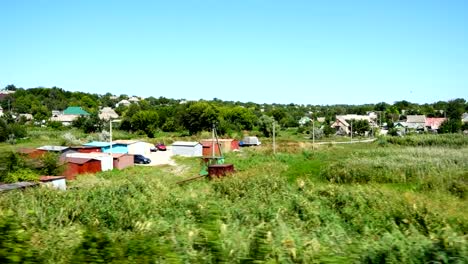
(0, 142), (467, 262)
(382, 133), (468, 147)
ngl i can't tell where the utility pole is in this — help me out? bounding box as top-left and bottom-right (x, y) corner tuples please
(312, 114), (315, 149)
(109, 119), (113, 154)
(273, 121), (276, 154)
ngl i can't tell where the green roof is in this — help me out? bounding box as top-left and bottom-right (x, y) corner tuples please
(63, 106), (90, 115)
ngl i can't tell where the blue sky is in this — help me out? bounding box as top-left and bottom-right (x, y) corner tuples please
(1, 0), (467, 105)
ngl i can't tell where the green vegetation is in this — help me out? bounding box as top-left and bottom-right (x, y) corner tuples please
(0, 134), (466, 262)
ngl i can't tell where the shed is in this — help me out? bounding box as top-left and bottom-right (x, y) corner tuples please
(172, 141), (203, 157)
(63, 157), (102, 180)
(112, 140), (152, 156)
(18, 148), (44, 158)
(112, 153), (134, 170)
(66, 153), (113, 171)
(201, 139), (239, 156)
(40, 176), (67, 190)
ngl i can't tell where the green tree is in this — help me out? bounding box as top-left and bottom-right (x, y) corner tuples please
(131, 110), (159, 137)
(258, 115), (275, 137)
(183, 102), (219, 135)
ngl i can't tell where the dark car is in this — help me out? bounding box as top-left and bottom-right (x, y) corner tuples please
(155, 143), (167, 151)
(134, 154), (151, 164)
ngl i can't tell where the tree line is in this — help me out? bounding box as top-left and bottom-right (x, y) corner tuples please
(1, 85), (467, 139)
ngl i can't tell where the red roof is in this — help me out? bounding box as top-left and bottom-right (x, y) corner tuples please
(425, 118), (446, 129)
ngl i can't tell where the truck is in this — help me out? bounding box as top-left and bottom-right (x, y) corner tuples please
(239, 136), (261, 147)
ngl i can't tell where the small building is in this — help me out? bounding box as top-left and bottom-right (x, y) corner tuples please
(112, 153), (134, 170)
(116, 99), (131, 107)
(66, 152), (113, 171)
(331, 118), (351, 135)
(172, 141), (203, 157)
(39, 176), (67, 190)
(112, 140), (153, 156)
(63, 157), (102, 180)
(201, 139), (239, 156)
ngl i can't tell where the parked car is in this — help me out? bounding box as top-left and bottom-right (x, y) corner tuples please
(155, 143), (167, 151)
(134, 154), (151, 164)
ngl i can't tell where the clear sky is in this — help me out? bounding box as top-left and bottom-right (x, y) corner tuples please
(1, 0), (467, 105)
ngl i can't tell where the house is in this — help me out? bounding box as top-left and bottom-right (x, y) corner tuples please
(172, 141), (203, 157)
(406, 115), (426, 130)
(98, 107), (119, 120)
(63, 157), (102, 180)
(128, 96), (140, 103)
(50, 106), (90, 126)
(63, 106), (90, 116)
(317, 117), (326, 123)
(331, 118), (351, 135)
(18, 113), (33, 121)
(116, 99), (131, 107)
(298, 117), (311, 126)
(0, 90), (15, 101)
(462, 113), (468, 123)
(425, 118), (446, 131)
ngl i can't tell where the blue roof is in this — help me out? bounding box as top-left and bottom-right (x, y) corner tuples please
(83, 141), (114, 147)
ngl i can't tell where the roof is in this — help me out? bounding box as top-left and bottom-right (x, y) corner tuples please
(63, 106), (90, 116)
(0, 182), (39, 193)
(66, 157), (98, 164)
(18, 148), (38, 154)
(113, 139), (139, 145)
(425, 118), (446, 129)
(83, 141), (114, 147)
(336, 114), (370, 121)
(406, 115), (426, 123)
(201, 139), (236, 142)
(37, 146), (69, 152)
(39, 176), (66, 182)
(50, 115), (78, 122)
(172, 141), (201, 147)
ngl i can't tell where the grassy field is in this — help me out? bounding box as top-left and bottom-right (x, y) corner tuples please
(0, 132), (467, 263)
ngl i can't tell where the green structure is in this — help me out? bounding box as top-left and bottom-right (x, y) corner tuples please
(63, 106), (90, 116)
